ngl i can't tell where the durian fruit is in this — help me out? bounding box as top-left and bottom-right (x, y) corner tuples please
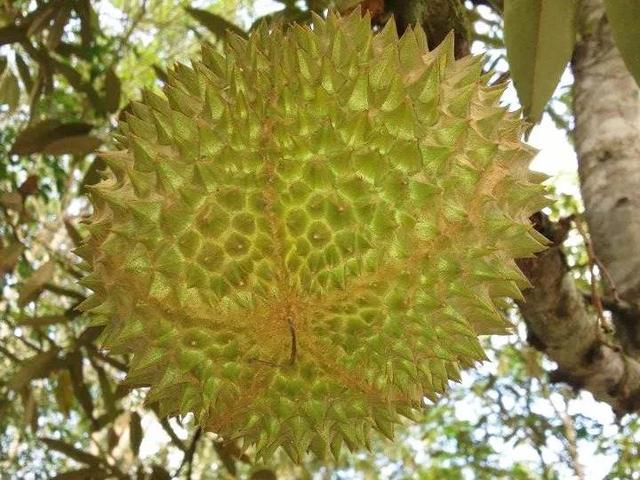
(77, 9), (548, 462)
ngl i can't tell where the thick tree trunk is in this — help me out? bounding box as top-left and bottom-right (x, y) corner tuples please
(573, 0), (640, 348)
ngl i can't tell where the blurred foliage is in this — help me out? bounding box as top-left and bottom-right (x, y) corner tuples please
(1, 1), (638, 479)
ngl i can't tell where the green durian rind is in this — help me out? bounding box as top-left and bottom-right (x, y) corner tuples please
(80, 9), (548, 462)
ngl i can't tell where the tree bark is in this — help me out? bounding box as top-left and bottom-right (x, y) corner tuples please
(518, 215), (640, 415)
(573, 0), (640, 351)
(515, 0), (640, 415)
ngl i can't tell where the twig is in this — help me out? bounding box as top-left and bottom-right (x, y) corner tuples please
(546, 388), (586, 480)
(15, 334), (44, 353)
(592, 254), (622, 304)
(571, 214), (620, 305)
(572, 216), (609, 335)
(0, 344), (22, 363)
(159, 418), (187, 451)
(524, 378), (551, 479)
(176, 427), (202, 480)
(3, 201), (84, 282)
(1, 205), (27, 246)
(44, 283), (86, 301)
(114, 0), (148, 64)
(490, 70), (510, 87)
(88, 435), (128, 480)
(584, 293), (638, 318)
(86, 345), (128, 372)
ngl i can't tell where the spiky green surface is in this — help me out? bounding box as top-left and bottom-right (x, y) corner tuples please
(78, 11), (548, 461)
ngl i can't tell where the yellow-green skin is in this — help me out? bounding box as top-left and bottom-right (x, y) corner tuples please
(78, 11), (548, 462)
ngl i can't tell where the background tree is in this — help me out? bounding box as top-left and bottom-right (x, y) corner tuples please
(0, 0), (638, 478)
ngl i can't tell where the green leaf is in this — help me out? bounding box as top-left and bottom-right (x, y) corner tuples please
(17, 314), (70, 327)
(40, 437), (103, 467)
(48, 0), (73, 49)
(214, 441), (237, 475)
(42, 135), (102, 156)
(504, 0), (578, 123)
(51, 468), (109, 480)
(8, 349), (59, 391)
(53, 59), (104, 114)
(54, 369), (75, 416)
(94, 362), (116, 416)
(185, 7), (247, 39)
(604, 0), (640, 86)
(0, 192), (23, 212)
(152, 64), (169, 83)
(15, 53), (32, 92)
(0, 241), (24, 274)
(10, 120), (94, 155)
(64, 219), (84, 247)
(250, 469), (277, 480)
(21, 387), (38, 433)
(19, 261), (56, 307)
(104, 67), (121, 113)
(67, 352), (96, 425)
(0, 69), (20, 112)
(129, 412), (143, 457)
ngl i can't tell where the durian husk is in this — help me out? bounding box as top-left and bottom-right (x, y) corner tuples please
(78, 8), (549, 462)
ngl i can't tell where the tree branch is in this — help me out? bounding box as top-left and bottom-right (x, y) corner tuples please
(176, 427), (202, 480)
(517, 213), (640, 415)
(159, 418), (187, 451)
(572, 0), (640, 356)
(386, 0), (471, 58)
